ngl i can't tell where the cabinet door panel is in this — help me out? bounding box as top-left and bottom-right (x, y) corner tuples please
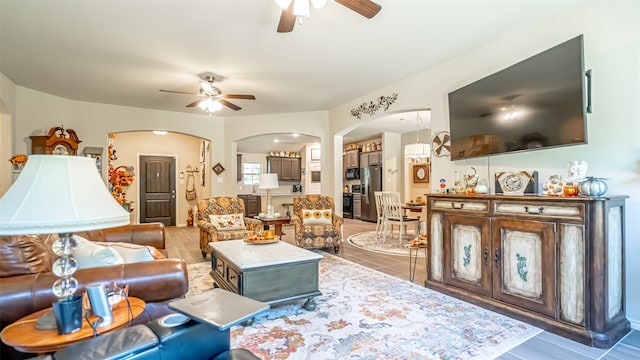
(492, 218), (556, 317)
(291, 158), (301, 180)
(444, 215), (491, 296)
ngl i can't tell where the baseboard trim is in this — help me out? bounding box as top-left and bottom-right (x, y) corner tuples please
(629, 317), (640, 330)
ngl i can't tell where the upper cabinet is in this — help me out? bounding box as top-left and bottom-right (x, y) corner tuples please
(267, 156), (301, 181)
(344, 150), (360, 169)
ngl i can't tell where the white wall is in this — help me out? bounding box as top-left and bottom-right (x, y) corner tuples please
(328, 3), (640, 327)
(7, 86), (226, 192)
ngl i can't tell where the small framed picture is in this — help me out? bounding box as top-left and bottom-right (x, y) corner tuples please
(311, 148), (321, 160)
(212, 163), (225, 175)
(412, 164), (429, 183)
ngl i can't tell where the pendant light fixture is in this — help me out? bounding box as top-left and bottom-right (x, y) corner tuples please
(405, 112), (430, 163)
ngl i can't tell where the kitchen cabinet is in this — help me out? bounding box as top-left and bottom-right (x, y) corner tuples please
(427, 194), (629, 348)
(344, 150), (360, 169)
(353, 194), (362, 219)
(267, 156), (301, 181)
(237, 195), (261, 217)
(360, 151), (381, 168)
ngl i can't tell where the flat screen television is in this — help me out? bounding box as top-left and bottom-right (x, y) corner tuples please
(448, 35), (588, 161)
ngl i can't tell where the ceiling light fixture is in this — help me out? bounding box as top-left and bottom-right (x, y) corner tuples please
(275, 0), (328, 23)
(198, 98), (223, 113)
(405, 112), (430, 163)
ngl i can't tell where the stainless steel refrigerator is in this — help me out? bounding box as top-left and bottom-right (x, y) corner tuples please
(360, 164), (382, 222)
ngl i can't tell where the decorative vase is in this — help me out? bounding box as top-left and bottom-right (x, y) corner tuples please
(578, 177), (608, 197)
(14, 163), (25, 170)
(567, 160), (588, 181)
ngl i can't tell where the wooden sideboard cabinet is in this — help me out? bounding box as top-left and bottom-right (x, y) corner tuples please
(426, 194), (629, 348)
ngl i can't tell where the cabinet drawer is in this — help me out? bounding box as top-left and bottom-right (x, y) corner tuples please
(494, 201), (584, 221)
(226, 266), (240, 291)
(431, 199), (489, 214)
(213, 255), (225, 278)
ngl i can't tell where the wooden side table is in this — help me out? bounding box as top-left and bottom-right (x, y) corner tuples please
(1, 297), (145, 354)
(258, 216), (291, 236)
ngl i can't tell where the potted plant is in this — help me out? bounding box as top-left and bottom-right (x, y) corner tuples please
(9, 154), (27, 170)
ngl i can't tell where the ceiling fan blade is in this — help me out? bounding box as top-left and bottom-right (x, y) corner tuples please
(159, 89), (199, 95)
(335, 0), (381, 19)
(219, 99), (242, 111)
(223, 94), (256, 100)
(277, 3), (296, 33)
(185, 99), (202, 108)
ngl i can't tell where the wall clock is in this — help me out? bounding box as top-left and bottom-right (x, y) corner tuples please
(495, 171), (539, 195)
(431, 131), (451, 157)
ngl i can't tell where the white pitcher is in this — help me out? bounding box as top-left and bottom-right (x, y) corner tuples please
(567, 161), (588, 181)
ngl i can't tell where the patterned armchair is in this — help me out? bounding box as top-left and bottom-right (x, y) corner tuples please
(197, 197), (263, 257)
(291, 195), (343, 253)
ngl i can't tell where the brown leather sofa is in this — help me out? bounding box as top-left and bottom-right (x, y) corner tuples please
(0, 223), (189, 360)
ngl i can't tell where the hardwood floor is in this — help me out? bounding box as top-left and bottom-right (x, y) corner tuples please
(164, 219), (639, 359)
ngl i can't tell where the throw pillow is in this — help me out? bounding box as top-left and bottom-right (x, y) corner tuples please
(74, 236), (125, 269)
(208, 214), (246, 230)
(96, 242), (162, 263)
(301, 209), (332, 225)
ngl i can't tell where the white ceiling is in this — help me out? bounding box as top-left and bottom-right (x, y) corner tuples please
(0, 0), (574, 146)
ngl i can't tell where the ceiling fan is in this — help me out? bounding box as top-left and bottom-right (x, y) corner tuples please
(276, 0), (381, 33)
(159, 76), (256, 112)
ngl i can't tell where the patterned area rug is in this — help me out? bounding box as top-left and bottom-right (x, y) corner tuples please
(348, 230), (424, 257)
(187, 253), (541, 359)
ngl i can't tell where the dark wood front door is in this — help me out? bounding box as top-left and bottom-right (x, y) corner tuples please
(140, 155), (176, 226)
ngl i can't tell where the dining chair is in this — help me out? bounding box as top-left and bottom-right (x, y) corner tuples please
(380, 192), (420, 245)
(374, 191), (389, 237)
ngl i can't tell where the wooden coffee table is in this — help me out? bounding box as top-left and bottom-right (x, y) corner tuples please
(209, 240), (322, 310)
(1, 297), (145, 354)
(257, 216), (291, 236)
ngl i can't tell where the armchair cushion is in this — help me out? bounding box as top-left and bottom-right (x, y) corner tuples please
(292, 195), (343, 252)
(197, 197), (263, 257)
(208, 213), (246, 230)
(301, 209), (332, 225)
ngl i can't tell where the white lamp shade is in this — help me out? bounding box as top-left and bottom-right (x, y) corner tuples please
(258, 173), (279, 190)
(405, 143), (430, 158)
(0, 155), (130, 235)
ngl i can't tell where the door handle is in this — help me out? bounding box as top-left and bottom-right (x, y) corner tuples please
(494, 249), (500, 268)
(483, 247), (489, 266)
(171, 190), (176, 194)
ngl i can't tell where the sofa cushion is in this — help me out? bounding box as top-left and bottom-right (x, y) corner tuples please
(96, 242), (164, 263)
(208, 214), (245, 230)
(301, 209), (332, 225)
(0, 235), (53, 276)
(74, 236), (125, 269)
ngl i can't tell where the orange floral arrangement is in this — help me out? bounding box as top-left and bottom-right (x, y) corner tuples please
(9, 154), (28, 166)
(109, 165), (135, 205)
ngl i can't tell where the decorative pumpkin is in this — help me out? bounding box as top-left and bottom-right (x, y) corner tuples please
(578, 177), (608, 197)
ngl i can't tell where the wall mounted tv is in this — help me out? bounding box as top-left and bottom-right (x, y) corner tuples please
(448, 35), (588, 161)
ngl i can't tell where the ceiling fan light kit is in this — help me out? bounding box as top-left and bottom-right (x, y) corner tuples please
(277, 0), (380, 33)
(159, 75), (255, 114)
